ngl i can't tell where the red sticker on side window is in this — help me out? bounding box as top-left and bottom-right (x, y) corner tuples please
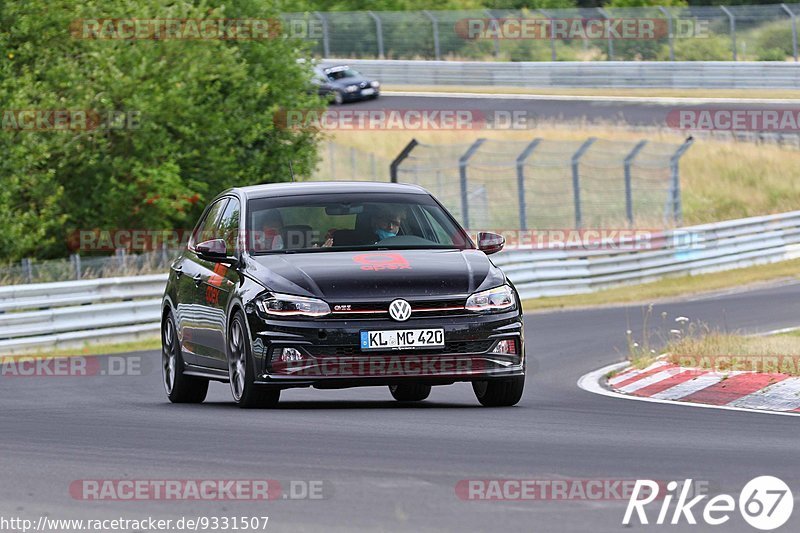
(353, 253), (412, 271)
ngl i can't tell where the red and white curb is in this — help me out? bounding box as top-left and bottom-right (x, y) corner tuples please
(578, 361), (800, 417)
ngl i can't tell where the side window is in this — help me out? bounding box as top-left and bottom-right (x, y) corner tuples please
(217, 198), (241, 254)
(420, 207), (455, 245)
(190, 199), (228, 250)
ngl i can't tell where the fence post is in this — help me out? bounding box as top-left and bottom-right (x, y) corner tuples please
(669, 137), (694, 226)
(484, 10), (501, 58)
(459, 139), (486, 229)
(623, 140), (648, 226)
(598, 8), (614, 61)
(70, 253), (82, 280)
(390, 139), (419, 183)
(781, 4), (798, 62)
(538, 10), (557, 61)
(720, 6), (737, 61)
(571, 138), (596, 229)
(314, 12), (330, 57)
(422, 10), (441, 60)
(21, 258), (32, 283)
(368, 11), (385, 59)
(658, 6), (675, 61)
(515, 138), (542, 231)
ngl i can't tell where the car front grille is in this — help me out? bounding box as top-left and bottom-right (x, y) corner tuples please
(329, 298), (467, 320)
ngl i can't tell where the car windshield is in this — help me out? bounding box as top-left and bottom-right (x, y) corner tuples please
(324, 67), (360, 81)
(247, 192), (471, 254)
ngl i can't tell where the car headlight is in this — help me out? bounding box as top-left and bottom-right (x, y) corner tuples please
(465, 285), (516, 313)
(345, 84), (359, 93)
(370, 81), (380, 88)
(256, 293), (331, 318)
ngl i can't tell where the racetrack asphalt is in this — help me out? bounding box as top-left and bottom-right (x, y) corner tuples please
(1, 280), (798, 532)
(349, 93), (800, 129)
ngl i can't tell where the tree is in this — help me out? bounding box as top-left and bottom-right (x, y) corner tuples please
(0, 0), (324, 261)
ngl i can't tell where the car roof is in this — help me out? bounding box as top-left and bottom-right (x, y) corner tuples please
(232, 181), (429, 200)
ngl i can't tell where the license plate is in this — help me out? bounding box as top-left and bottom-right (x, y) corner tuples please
(360, 328), (444, 351)
(361, 88), (375, 96)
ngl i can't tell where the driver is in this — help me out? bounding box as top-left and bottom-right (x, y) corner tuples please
(371, 205), (405, 242)
(320, 205), (406, 247)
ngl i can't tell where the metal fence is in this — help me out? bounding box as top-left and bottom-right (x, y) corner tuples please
(389, 137), (693, 230)
(311, 141), (390, 182)
(286, 4), (800, 62)
(0, 248), (175, 286)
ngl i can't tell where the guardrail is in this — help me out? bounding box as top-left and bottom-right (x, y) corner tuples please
(493, 210), (800, 300)
(2, 210), (800, 353)
(321, 59), (800, 89)
(0, 275), (166, 354)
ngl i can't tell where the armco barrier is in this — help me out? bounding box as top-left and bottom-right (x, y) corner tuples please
(1, 211), (800, 353)
(493, 210), (800, 299)
(0, 275), (166, 354)
(321, 59), (800, 89)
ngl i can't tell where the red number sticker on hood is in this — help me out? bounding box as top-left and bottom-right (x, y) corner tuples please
(353, 253), (412, 271)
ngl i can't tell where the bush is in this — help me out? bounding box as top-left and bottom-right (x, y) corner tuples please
(752, 20), (795, 59)
(757, 47), (788, 61)
(663, 35), (733, 61)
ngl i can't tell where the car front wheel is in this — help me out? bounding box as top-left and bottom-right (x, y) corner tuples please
(332, 91), (344, 105)
(162, 310), (208, 403)
(228, 311), (280, 409)
(472, 376), (524, 407)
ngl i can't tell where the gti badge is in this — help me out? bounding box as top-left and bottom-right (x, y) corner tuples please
(388, 299), (412, 322)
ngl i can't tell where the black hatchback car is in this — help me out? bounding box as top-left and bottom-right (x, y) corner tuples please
(161, 182), (525, 408)
(312, 64), (380, 105)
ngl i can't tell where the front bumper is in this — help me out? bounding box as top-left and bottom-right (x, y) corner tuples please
(343, 88), (379, 101)
(245, 310), (524, 389)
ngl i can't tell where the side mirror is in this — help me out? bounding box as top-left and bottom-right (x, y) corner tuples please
(477, 232), (505, 255)
(196, 239), (238, 265)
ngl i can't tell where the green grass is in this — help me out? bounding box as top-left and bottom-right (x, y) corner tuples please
(662, 330), (800, 376)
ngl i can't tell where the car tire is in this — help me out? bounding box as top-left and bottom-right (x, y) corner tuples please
(472, 376), (524, 407)
(389, 383), (431, 402)
(162, 310), (209, 403)
(333, 91), (344, 105)
(228, 311), (280, 409)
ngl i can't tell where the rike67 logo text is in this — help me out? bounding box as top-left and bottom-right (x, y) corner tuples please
(624, 477), (793, 530)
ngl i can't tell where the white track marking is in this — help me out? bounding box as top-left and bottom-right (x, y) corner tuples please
(607, 361), (668, 386)
(618, 367), (683, 393)
(651, 373), (724, 400)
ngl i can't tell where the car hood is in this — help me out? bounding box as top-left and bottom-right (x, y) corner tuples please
(245, 249), (504, 301)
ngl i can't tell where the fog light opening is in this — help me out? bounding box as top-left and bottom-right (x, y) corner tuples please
(280, 347), (304, 362)
(491, 339), (516, 355)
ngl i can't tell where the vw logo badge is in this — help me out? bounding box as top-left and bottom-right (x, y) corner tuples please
(388, 299), (412, 322)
